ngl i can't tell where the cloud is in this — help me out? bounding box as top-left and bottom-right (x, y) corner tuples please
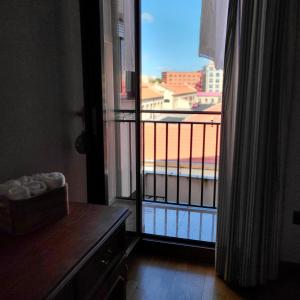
(142, 12), (154, 23)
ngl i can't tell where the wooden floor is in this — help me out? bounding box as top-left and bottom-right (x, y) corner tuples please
(127, 252), (300, 300)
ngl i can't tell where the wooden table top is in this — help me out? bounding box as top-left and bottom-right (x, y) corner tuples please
(0, 203), (129, 300)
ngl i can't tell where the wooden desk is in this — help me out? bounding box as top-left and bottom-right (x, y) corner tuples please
(0, 203), (130, 300)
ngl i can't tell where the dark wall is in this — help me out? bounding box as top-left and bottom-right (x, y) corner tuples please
(0, 0), (87, 202)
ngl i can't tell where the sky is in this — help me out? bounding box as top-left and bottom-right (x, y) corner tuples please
(141, 0), (209, 78)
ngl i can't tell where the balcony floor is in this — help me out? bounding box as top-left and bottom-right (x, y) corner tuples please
(113, 199), (217, 243)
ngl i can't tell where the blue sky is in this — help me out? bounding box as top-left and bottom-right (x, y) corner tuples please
(142, 0), (209, 77)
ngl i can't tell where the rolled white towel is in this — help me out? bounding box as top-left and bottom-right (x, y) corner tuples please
(6, 185), (31, 200)
(4, 179), (22, 187)
(24, 180), (47, 197)
(33, 172), (65, 190)
(32, 173), (46, 181)
(18, 176), (34, 185)
(0, 180), (21, 196)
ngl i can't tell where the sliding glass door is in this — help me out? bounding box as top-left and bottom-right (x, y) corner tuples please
(80, 0), (223, 245)
(99, 0), (142, 233)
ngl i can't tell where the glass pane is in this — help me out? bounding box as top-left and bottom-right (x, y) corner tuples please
(101, 0), (137, 232)
(141, 0), (224, 242)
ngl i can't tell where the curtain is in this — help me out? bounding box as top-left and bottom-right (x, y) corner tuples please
(216, 0), (298, 287)
(199, 0), (229, 69)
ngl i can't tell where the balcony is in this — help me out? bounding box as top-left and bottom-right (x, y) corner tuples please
(113, 108), (221, 243)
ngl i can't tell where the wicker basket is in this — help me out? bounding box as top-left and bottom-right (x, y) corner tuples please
(0, 185), (69, 235)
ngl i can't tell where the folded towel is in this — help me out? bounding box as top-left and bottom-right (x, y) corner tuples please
(24, 181), (47, 197)
(6, 185), (31, 200)
(33, 172), (65, 190)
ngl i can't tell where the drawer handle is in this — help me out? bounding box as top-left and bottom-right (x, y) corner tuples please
(100, 259), (110, 265)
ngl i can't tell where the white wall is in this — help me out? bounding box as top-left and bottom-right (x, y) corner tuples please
(144, 174), (218, 207)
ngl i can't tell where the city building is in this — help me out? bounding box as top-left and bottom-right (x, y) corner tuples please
(162, 71), (203, 89)
(141, 84), (164, 120)
(197, 91), (222, 105)
(155, 83), (198, 110)
(202, 61), (224, 92)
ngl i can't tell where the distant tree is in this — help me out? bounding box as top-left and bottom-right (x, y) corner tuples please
(149, 78), (162, 84)
(195, 80), (203, 92)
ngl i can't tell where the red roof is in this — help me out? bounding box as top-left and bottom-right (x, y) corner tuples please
(141, 85), (164, 100)
(144, 104), (222, 164)
(159, 84), (197, 95)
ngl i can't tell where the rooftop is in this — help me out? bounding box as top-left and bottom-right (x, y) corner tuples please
(144, 103), (222, 165)
(159, 84), (197, 96)
(141, 85), (164, 100)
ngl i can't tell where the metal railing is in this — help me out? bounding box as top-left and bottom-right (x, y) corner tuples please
(115, 109), (221, 209)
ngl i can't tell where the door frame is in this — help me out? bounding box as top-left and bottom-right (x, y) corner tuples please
(79, 0), (107, 204)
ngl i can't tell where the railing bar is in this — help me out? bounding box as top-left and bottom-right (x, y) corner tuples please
(187, 211), (191, 239)
(143, 123), (145, 201)
(176, 209), (179, 237)
(114, 109), (221, 115)
(115, 120), (221, 125)
(143, 121), (221, 125)
(211, 214), (215, 242)
(164, 208), (167, 236)
(153, 207), (156, 234)
(188, 124), (193, 206)
(154, 123), (157, 202)
(129, 122), (132, 197)
(201, 124), (206, 207)
(213, 124), (219, 208)
(165, 123), (169, 203)
(142, 199), (217, 210)
(176, 123), (181, 205)
(199, 212), (203, 241)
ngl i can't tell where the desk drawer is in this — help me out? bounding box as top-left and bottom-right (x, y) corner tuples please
(75, 224), (126, 300)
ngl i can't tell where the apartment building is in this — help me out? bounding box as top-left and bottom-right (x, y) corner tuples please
(202, 62), (224, 92)
(162, 71), (203, 89)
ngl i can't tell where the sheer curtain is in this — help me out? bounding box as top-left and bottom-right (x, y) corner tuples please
(216, 0), (298, 286)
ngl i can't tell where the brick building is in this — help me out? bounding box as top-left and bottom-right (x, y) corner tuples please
(161, 71), (203, 89)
